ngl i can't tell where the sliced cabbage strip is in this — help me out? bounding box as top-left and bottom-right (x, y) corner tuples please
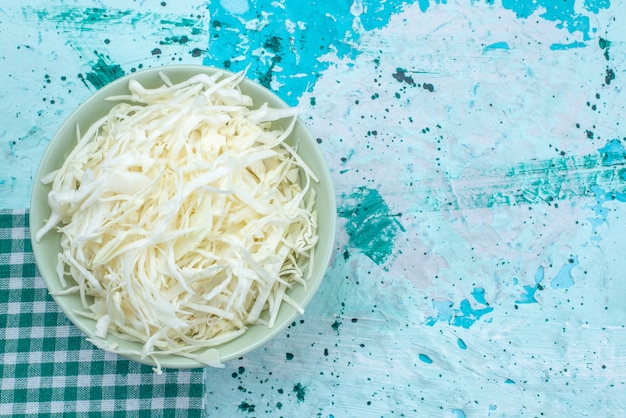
(37, 70), (318, 372)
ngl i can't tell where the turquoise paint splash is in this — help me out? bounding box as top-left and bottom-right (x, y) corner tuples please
(427, 300), (454, 325)
(425, 287), (494, 328)
(516, 266), (545, 304)
(203, 0), (610, 100)
(583, 140), (626, 240)
(454, 298), (494, 328)
(452, 409), (467, 418)
(204, 0), (417, 104)
(412, 140), (626, 212)
(550, 256), (579, 289)
(550, 41), (587, 50)
(471, 287), (489, 305)
(500, 0), (609, 40)
(585, 0), (610, 13)
(338, 187), (405, 266)
(83, 53), (125, 90)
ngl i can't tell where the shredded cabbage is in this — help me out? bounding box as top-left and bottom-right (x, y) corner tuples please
(36, 69), (318, 373)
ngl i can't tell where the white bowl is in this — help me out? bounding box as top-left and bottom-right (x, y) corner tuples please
(30, 65), (336, 369)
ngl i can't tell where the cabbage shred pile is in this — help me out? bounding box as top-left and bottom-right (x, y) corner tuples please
(36, 70), (318, 371)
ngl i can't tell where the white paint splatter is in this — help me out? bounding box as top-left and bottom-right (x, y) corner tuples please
(244, 11), (271, 31)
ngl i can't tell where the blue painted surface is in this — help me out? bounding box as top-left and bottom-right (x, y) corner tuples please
(457, 338), (467, 350)
(2, 0), (626, 415)
(204, 0), (417, 104)
(452, 409), (467, 418)
(484, 41), (510, 50)
(599, 138), (626, 165)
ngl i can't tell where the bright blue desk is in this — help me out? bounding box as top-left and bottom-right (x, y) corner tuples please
(2, 0), (626, 415)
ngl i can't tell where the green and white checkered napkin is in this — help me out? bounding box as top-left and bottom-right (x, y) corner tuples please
(0, 210), (206, 417)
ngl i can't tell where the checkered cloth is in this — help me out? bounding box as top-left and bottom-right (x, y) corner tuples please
(0, 210), (206, 417)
